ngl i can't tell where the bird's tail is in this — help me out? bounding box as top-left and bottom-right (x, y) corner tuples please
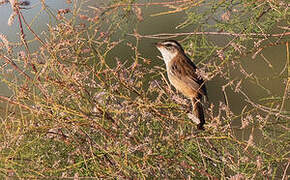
(192, 97), (205, 130)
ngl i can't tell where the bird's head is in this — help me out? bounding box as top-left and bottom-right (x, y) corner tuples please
(155, 40), (184, 65)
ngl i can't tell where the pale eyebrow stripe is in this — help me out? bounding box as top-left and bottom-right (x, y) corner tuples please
(162, 42), (177, 47)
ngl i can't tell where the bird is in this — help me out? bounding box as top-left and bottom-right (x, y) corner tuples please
(155, 40), (207, 130)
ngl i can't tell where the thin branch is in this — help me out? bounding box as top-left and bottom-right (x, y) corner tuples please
(18, 8), (46, 46)
(279, 41), (289, 114)
(0, 95), (37, 113)
(128, 31), (290, 39)
(15, 5), (38, 73)
(0, 54), (32, 80)
(282, 161), (290, 180)
(90, 0), (193, 10)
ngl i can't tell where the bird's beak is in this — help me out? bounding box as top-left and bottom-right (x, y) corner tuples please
(154, 42), (162, 47)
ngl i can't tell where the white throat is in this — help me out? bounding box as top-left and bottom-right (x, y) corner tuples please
(157, 47), (177, 67)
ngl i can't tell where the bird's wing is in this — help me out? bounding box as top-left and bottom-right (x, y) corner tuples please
(170, 56), (207, 97)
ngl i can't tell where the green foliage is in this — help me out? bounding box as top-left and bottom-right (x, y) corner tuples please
(0, 0), (289, 179)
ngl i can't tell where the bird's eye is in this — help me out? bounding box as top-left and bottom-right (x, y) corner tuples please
(164, 44), (175, 50)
